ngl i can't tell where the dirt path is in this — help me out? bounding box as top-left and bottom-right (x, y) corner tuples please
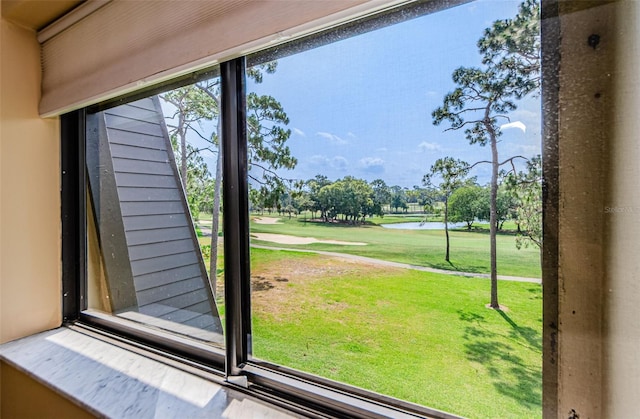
(195, 219), (542, 284)
(250, 244), (542, 284)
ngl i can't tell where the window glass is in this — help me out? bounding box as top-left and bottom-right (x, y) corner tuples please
(246, 1), (542, 417)
(85, 73), (225, 347)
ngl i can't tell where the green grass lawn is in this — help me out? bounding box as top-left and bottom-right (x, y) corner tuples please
(198, 231), (542, 417)
(249, 248), (542, 419)
(249, 215), (541, 278)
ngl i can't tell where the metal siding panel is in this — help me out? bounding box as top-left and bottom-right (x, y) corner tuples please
(96, 95), (221, 335)
(157, 307), (203, 324)
(112, 158), (173, 176)
(130, 251), (199, 276)
(152, 290), (209, 313)
(135, 264), (202, 290)
(127, 97), (157, 112)
(182, 301), (215, 317)
(114, 172), (176, 188)
(123, 213), (188, 231)
(120, 200), (184, 217)
(104, 114), (164, 136)
(118, 187), (182, 202)
(86, 112), (139, 311)
(136, 303), (178, 318)
(108, 129), (166, 150)
(126, 226), (192, 245)
(110, 144), (169, 161)
(184, 301), (216, 313)
(105, 104), (162, 122)
(128, 238), (195, 260)
(136, 277), (205, 306)
(183, 313), (217, 330)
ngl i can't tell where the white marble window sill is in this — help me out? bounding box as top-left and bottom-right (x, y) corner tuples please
(0, 328), (301, 418)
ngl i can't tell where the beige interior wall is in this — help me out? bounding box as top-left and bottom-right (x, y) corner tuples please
(0, 17), (61, 344)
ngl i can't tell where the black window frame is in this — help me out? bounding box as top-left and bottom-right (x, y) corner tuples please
(61, 0), (559, 417)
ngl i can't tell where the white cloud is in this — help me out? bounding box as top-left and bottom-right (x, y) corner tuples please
(360, 157), (384, 167)
(359, 157), (385, 174)
(317, 131), (347, 145)
(292, 127), (306, 137)
(309, 155), (349, 170)
(347, 132), (357, 138)
(376, 147), (388, 153)
(418, 141), (442, 152)
(331, 156), (349, 170)
(500, 121), (527, 133)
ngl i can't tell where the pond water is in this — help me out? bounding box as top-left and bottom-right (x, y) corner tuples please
(380, 221), (466, 230)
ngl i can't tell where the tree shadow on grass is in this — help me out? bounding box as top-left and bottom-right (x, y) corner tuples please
(526, 286), (543, 300)
(457, 309), (542, 410)
(496, 309), (542, 352)
(430, 260), (489, 274)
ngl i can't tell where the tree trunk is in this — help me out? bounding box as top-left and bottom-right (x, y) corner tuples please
(209, 112), (223, 297)
(179, 118), (187, 193)
(444, 196), (450, 262)
(489, 132), (500, 309)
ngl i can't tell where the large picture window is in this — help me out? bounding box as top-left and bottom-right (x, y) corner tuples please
(245, 1), (542, 417)
(64, 1), (544, 417)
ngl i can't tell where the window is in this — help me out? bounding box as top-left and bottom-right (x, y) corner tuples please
(85, 85), (224, 346)
(62, 1), (546, 417)
(245, 2), (542, 417)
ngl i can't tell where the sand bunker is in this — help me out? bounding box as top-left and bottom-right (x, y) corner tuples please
(251, 233), (366, 246)
(253, 217), (282, 225)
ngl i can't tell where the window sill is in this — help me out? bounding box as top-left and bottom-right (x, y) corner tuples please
(0, 327), (301, 418)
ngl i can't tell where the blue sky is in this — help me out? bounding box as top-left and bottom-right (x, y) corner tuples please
(246, 0), (540, 188)
(162, 0), (540, 188)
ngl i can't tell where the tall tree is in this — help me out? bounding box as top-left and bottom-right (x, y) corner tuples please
(370, 179), (391, 215)
(162, 63), (295, 296)
(389, 185), (408, 213)
(162, 87), (216, 191)
(478, 0), (541, 93)
(423, 157), (472, 262)
(306, 175), (332, 220)
(169, 140), (214, 220)
(506, 155), (542, 253)
(432, 0), (539, 308)
(475, 182), (518, 231)
(313, 176), (378, 223)
(449, 184), (484, 230)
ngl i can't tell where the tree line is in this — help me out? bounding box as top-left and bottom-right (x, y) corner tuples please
(250, 175), (439, 222)
(248, 162), (540, 244)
